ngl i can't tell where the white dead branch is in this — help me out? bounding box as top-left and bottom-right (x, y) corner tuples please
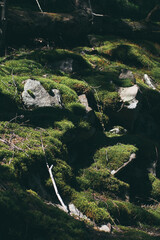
(111, 153), (136, 176)
(35, 0), (43, 12)
(41, 136), (68, 213)
(46, 163), (68, 213)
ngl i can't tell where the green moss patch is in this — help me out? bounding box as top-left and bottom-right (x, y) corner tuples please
(149, 174), (160, 201)
(73, 192), (112, 225)
(94, 144), (138, 171)
(77, 163), (129, 199)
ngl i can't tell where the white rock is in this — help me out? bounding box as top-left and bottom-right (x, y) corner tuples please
(118, 84), (139, 109)
(109, 126), (127, 134)
(99, 224), (112, 233)
(143, 74), (156, 90)
(22, 79), (62, 109)
(69, 203), (89, 220)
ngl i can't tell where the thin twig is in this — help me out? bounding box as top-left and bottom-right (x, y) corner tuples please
(0, 138), (29, 156)
(35, 0), (43, 12)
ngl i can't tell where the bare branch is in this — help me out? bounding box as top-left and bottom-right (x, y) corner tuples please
(35, 0), (43, 13)
(47, 164), (68, 213)
(111, 153), (136, 176)
(41, 136), (68, 212)
(145, 4), (160, 22)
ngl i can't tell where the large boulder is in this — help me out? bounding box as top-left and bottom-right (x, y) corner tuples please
(22, 79), (62, 109)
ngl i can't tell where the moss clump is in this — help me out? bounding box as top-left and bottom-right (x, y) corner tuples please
(53, 76), (91, 95)
(151, 67), (160, 83)
(95, 112), (109, 130)
(54, 119), (75, 133)
(0, 122), (67, 184)
(27, 89), (35, 98)
(99, 198), (160, 226)
(149, 174), (160, 201)
(77, 163), (129, 199)
(98, 90), (119, 110)
(0, 183), (90, 240)
(94, 144), (138, 171)
(46, 159), (74, 198)
(1, 59), (45, 76)
(73, 193), (112, 224)
(66, 102), (86, 116)
(29, 49), (90, 72)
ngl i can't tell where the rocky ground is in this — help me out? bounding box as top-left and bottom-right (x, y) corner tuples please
(1, 1), (160, 239)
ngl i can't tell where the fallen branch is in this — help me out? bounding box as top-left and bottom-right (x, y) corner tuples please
(41, 136), (68, 213)
(88, 0), (108, 24)
(47, 164), (68, 213)
(111, 153), (136, 176)
(35, 0), (43, 13)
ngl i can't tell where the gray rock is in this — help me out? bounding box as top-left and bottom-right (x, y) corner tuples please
(118, 84), (139, 109)
(143, 74), (156, 90)
(22, 79), (62, 109)
(148, 160), (157, 176)
(68, 203), (89, 220)
(78, 94), (92, 112)
(119, 69), (136, 84)
(54, 58), (73, 73)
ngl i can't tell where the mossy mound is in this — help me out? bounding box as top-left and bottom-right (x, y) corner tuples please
(149, 174), (160, 201)
(0, 182), (90, 240)
(77, 164), (129, 199)
(94, 144), (138, 171)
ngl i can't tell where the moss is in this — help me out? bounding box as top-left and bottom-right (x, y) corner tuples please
(151, 67), (160, 83)
(29, 49), (90, 72)
(115, 225), (160, 240)
(149, 174), (160, 201)
(66, 102), (86, 116)
(77, 164), (129, 199)
(73, 193), (112, 224)
(94, 144), (138, 171)
(53, 75), (91, 95)
(34, 77), (79, 106)
(46, 159), (74, 198)
(95, 112), (109, 130)
(54, 119), (75, 133)
(99, 199), (160, 226)
(0, 185), (90, 240)
(93, 36), (159, 70)
(27, 189), (41, 199)
(1, 59), (45, 76)
(98, 90), (119, 110)
(27, 89), (35, 98)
